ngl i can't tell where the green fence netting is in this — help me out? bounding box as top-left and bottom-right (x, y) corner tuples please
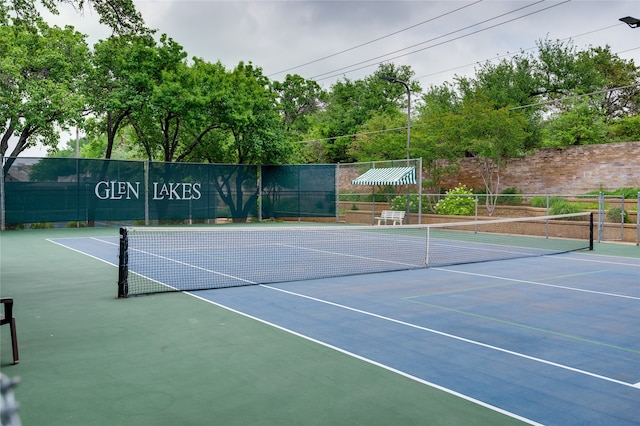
(261, 164), (336, 219)
(1, 158), (335, 225)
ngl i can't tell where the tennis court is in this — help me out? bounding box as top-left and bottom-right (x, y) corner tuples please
(2, 224), (639, 425)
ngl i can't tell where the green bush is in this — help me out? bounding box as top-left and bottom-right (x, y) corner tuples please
(496, 187), (523, 205)
(29, 222), (54, 229)
(530, 196), (567, 208)
(391, 195), (425, 213)
(549, 201), (585, 217)
(340, 192), (393, 203)
(434, 185), (476, 216)
(66, 221), (87, 228)
(606, 207), (630, 223)
(585, 187), (640, 199)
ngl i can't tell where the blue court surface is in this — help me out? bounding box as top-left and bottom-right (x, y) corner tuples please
(51, 235), (640, 426)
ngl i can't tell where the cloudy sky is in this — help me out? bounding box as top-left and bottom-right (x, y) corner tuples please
(19, 0), (640, 155)
(44, 0), (639, 88)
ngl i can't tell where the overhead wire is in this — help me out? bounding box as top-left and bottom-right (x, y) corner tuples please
(413, 23), (621, 82)
(310, 0), (547, 80)
(267, 0), (483, 77)
(294, 83), (639, 144)
(272, 0), (634, 145)
(312, 0), (572, 82)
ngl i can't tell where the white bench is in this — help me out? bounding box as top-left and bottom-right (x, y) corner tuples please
(376, 210), (405, 225)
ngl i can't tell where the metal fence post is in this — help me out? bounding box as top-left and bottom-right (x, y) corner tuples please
(620, 194), (625, 241)
(144, 160), (149, 226)
(335, 163), (339, 223)
(258, 164), (263, 222)
(417, 158), (423, 225)
(0, 155), (5, 231)
(597, 192), (604, 242)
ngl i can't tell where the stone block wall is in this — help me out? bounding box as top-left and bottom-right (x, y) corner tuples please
(439, 141), (640, 194)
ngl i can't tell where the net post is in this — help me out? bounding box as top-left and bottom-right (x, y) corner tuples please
(117, 227), (129, 298)
(589, 212), (594, 251)
(424, 226), (430, 267)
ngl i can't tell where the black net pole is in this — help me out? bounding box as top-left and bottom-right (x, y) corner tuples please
(117, 227), (129, 298)
(589, 212), (594, 251)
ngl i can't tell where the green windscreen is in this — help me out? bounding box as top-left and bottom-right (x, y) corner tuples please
(3, 158), (335, 224)
(3, 158), (144, 223)
(261, 164), (336, 219)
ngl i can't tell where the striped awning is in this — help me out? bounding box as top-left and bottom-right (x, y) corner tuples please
(351, 167), (416, 186)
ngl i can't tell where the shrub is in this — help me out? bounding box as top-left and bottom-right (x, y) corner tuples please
(606, 207), (630, 223)
(434, 185), (476, 216)
(29, 222), (54, 229)
(530, 196), (566, 208)
(496, 187), (523, 205)
(549, 201), (585, 218)
(391, 195), (424, 213)
(585, 187), (640, 199)
(66, 221), (87, 228)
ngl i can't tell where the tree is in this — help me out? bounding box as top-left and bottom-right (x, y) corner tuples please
(576, 46), (640, 122)
(457, 94), (529, 215)
(349, 111), (407, 161)
(272, 74), (326, 136)
(413, 83), (467, 194)
(5, 0), (145, 35)
(192, 62), (292, 222)
(541, 100), (608, 147)
(1, 19), (90, 159)
(218, 62), (290, 165)
(84, 34), (165, 159)
(306, 63), (419, 163)
(609, 115), (640, 142)
(124, 35), (191, 162)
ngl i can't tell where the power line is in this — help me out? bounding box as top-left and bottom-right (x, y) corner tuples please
(313, 0), (572, 82)
(414, 23), (621, 83)
(310, 0), (547, 80)
(267, 0), (483, 77)
(294, 84), (638, 144)
(509, 83), (640, 110)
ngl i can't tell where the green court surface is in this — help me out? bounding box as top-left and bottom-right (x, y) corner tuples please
(1, 227), (637, 425)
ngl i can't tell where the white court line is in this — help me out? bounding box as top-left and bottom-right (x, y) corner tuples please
(46, 238), (118, 267)
(554, 254), (640, 267)
(434, 268), (640, 300)
(187, 291), (543, 426)
(262, 285), (638, 390)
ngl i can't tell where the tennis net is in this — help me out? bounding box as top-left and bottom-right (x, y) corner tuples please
(117, 212), (593, 297)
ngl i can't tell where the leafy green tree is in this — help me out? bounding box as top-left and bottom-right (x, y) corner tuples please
(192, 62), (291, 222)
(412, 83), (467, 194)
(124, 36), (192, 162)
(349, 111), (407, 161)
(5, 0), (145, 35)
(219, 62), (290, 165)
(577, 46), (640, 122)
(534, 38), (605, 98)
(84, 34), (165, 159)
(541, 100), (608, 147)
(0, 19), (90, 159)
(272, 74), (326, 136)
(609, 115), (640, 142)
(457, 53), (543, 150)
(457, 94), (529, 215)
(307, 63), (419, 163)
